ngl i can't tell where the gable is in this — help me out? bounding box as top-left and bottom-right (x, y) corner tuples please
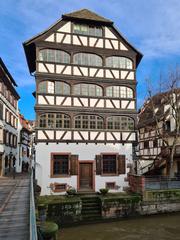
(23, 9), (142, 73)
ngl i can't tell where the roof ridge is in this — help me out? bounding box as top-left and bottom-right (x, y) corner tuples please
(62, 8), (113, 24)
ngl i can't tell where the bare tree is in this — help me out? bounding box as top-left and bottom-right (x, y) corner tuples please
(145, 67), (180, 177)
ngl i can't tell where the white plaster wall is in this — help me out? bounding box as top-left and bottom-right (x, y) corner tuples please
(35, 142), (133, 195)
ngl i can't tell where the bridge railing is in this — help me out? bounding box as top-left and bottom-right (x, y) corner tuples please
(30, 171), (38, 240)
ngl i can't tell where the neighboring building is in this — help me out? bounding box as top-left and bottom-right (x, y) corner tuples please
(23, 9), (142, 195)
(16, 114), (33, 173)
(137, 89), (180, 176)
(0, 58), (20, 176)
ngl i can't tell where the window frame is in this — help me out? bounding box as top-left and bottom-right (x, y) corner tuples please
(73, 23), (103, 37)
(39, 49), (70, 64)
(106, 56), (133, 69)
(107, 116), (134, 131)
(106, 86), (134, 98)
(73, 83), (103, 97)
(50, 153), (71, 178)
(74, 114), (104, 130)
(101, 153), (118, 176)
(73, 52), (103, 67)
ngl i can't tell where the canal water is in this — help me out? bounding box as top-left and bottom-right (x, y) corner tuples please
(58, 213), (180, 240)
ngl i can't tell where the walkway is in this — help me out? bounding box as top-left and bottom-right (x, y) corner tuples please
(0, 174), (30, 240)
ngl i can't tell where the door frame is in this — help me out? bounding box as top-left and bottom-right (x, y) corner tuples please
(77, 161), (95, 192)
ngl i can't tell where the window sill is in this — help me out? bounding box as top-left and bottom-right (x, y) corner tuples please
(50, 174), (70, 178)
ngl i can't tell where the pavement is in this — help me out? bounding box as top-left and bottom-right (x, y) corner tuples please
(0, 173), (30, 240)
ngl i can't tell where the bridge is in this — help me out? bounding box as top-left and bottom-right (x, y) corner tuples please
(0, 173), (37, 240)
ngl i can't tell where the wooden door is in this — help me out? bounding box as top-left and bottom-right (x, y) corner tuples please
(79, 163), (93, 190)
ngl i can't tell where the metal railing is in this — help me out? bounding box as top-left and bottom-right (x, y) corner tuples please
(145, 176), (180, 190)
(30, 171), (38, 240)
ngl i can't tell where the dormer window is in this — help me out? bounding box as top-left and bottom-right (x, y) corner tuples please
(73, 24), (102, 37)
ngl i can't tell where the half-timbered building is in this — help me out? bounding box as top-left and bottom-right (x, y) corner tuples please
(137, 90), (180, 176)
(0, 58), (20, 176)
(23, 9), (142, 195)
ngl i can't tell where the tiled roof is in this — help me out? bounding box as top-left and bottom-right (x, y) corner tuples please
(62, 9), (113, 24)
(138, 88), (180, 128)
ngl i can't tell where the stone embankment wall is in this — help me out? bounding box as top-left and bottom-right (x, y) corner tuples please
(37, 190), (180, 226)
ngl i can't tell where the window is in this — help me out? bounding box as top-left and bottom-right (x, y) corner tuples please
(39, 49), (70, 63)
(0, 103), (3, 120)
(39, 113), (70, 129)
(153, 139), (158, 148)
(39, 81), (47, 93)
(102, 155), (117, 174)
(107, 116), (134, 130)
(106, 86), (133, 98)
(39, 81), (70, 95)
(74, 115), (103, 129)
(51, 154), (69, 176)
(73, 24), (102, 37)
(52, 183), (67, 192)
(74, 53), (102, 66)
(74, 84), (103, 97)
(106, 56), (133, 69)
(144, 141), (149, 149)
(56, 114), (70, 128)
(106, 182), (116, 189)
(39, 114), (46, 128)
(55, 82), (70, 95)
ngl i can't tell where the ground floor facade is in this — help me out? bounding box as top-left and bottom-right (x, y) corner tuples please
(35, 142), (133, 195)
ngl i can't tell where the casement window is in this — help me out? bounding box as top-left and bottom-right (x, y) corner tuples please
(6, 131), (9, 145)
(153, 139), (158, 148)
(74, 115), (103, 129)
(106, 182), (116, 189)
(96, 154), (125, 175)
(74, 53), (102, 66)
(102, 154), (117, 174)
(39, 49), (70, 64)
(55, 82), (70, 95)
(107, 116), (134, 131)
(38, 81), (70, 95)
(50, 154), (78, 178)
(144, 141), (149, 149)
(106, 86), (133, 98)
(39, 113), (70, 129)
(0, 128), (3, 143)
(51, 183), (67, 193)
(51, 154), (69, 176)
(0, 82), (2, 92)
(0, 103), (3, 120)
(14, 99), (17, 109)
(56, 114), (70, 128)
(106, 56), (133, 69)
(73, 83), (103, 97)
(73, 24), (102, 37)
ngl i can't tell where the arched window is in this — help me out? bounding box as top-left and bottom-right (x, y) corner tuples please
(74, 53), (102, 66)
(107, 116), (134, 130)
(39, 113), (70, 129)
(74, 84), (103, 97)
(106, 86), (133, 98)
(55, 82), (70, 95)
(39, 49), (70, 63)
(38, 81), (54, 94)
(74, 115), (103, 129)
(106, 56), (133, 69)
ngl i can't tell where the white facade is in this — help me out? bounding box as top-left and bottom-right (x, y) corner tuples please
(36, 142), (133, 195)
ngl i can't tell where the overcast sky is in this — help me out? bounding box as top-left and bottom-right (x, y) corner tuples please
(0, 0), (180, 119)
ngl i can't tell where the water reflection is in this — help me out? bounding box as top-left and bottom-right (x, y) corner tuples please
(58, 214), (180, 240)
